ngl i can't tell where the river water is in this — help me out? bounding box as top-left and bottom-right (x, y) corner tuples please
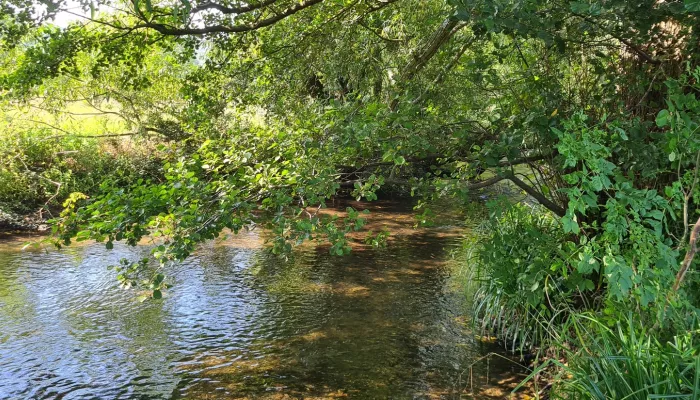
(0, 200), (527, 399)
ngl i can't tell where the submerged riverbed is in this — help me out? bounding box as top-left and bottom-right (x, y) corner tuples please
(0, 200), (528, 399)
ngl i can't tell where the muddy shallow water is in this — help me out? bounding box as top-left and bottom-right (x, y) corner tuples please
(0, 200), (528, 399)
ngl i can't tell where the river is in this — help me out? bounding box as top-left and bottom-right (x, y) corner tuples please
(0, 199), (528, 399)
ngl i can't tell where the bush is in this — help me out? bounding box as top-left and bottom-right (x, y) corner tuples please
(0, 126), (160, 216)
(471, 72), (700, 350)
(472, 199), (589, 352)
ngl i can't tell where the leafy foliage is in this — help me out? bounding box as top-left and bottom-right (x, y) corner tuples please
(473, 199), (591, 352)
(0, 126), (157, 215)
(473, 72), (700, 353)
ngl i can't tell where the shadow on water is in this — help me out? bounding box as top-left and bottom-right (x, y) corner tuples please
(0, 199), (530, 399)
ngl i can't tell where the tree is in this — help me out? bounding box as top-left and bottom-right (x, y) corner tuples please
(1, 0), (698, 307)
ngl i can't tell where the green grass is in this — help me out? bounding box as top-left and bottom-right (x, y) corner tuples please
(544, 314), (700, 400)
(3, 100), (128, 136)
(0, 101), (159, 215)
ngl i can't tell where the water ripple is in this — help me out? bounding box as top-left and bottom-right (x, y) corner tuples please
(0, 201), (524, 399)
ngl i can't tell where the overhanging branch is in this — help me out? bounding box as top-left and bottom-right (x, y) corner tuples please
(191, 0), (278, 15)
(134, 0), (324, 35)
(337, 152), (553, 172)
(390, 16), (467, 110)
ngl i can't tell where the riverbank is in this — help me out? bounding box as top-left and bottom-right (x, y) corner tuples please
(464, 199), (700, 399)
(0, 208), (50, 233)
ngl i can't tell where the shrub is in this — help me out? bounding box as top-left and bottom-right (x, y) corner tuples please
(472, 199), (590, 352)
(0, 126), (160, 216)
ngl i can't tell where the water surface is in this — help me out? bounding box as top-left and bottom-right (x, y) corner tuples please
(0, 200), (527, 399)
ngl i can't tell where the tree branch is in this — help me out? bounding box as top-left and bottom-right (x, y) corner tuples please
(498, 153), (552, 167)
(41, 131), (150, 140)
(134, 0), (324, 35)
(413, 35), (473, 105)
(356, 20), (405, 43)
(191, 0), (278, 15)
(390, 16), (466, 110)
(338, 174), (507, 189)
(672, 216), (700, 292)
(570, 12), (660, 65)
(505, 172), (566, 217)
(337, 152), (552, 172)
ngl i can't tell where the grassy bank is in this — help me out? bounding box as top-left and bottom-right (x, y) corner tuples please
(0, 102), (162, 229)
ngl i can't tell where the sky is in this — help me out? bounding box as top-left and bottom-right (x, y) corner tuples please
(52, 1), (89, 28)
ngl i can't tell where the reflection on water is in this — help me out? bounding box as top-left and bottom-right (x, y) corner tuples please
(0, 200), (528, 399)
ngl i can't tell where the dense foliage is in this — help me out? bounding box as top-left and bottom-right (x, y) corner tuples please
(1, 0), (699, 396)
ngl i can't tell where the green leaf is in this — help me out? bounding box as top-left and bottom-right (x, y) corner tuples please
(616, 128), (628, 140)
(685, 0), (700, 12)
(562, 214), (580, 234)
(656, 109), (670, 127)
(75, 230), (91, 242)
(152, 289), (162, 299)
(604, 255), (633, 300)
(153, 273), (164, 286)
(647, 210), (664, 221)
(455, 8), (469, 20)
(577, 253), (599, 274)
(664, 186), (675, 198)
(578, 279), (595, 291)
(570, 2), (590, 13)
